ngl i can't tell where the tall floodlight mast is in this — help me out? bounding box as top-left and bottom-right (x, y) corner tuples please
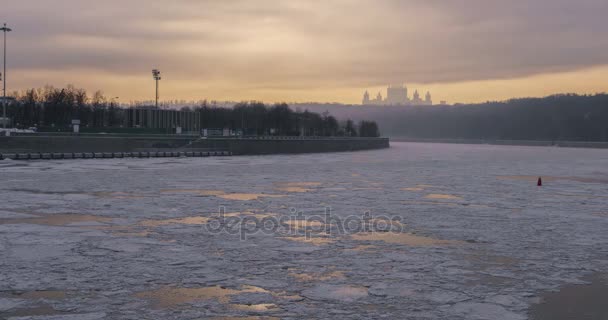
(1, 23), (12, 129)
(152, 69), (161, 108)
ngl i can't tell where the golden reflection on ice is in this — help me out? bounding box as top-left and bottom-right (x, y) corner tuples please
(219, 211), (275, 219)
(231, 304), (279, 311)
(140, 216), (210, 227)
(402, 187), (425, 192)
(402, 184), (437, 192)
(284, 220), (325, 228)
(351, 232), (462, 246)
(275, 186), (311, 193)
(136, 211), (274, 229)
(275, 182), (322, 193)
(280, 236), (335, 246)
(160, 189), (224, 196)
(273, 292), (303, 301)
(161, 189), (285, 201)
(334, 286), (368, 298)
(425, 194), (464, 200)
(218, 193), (285, 201)
(135, 285), (269, 308)
(288, 269), (346, 282)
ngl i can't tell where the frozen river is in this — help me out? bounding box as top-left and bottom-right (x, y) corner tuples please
(1, 142), (607, 319)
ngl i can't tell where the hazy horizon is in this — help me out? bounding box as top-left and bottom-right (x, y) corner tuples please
(3, 0), (608, 104)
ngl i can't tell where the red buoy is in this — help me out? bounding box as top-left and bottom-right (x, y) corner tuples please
(537, 177), (543, 186)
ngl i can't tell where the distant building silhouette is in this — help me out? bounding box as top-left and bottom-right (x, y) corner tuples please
(362, 91), (370, 105)
(412, 90), (421, 104)
(362, 84), (433, 106)
(375, 92), (383, 104)
(425, 91), (432, 105)
(386, 85), (408, 105)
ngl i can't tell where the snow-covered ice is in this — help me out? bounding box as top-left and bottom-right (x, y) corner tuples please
(0, 142), (607, 319)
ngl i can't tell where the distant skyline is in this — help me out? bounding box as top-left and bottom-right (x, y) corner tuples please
(3, 0), (608, 104)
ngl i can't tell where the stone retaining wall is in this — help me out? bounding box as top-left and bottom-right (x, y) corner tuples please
(0, 135), (390, 156)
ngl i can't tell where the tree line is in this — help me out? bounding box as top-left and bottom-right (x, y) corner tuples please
(375, 94), (608, 141)
(3, 86), (381, 137)
(295, 94), (608, 141)
(7, 85), (123, 128)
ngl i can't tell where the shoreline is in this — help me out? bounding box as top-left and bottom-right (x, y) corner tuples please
(0, 135), (390, 158)
(392, 137), (608, 149)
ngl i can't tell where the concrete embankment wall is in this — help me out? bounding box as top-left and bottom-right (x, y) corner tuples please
(0, 135), (389, 155)
(188, 137), (390, 155)
(0, 135), (196, 153)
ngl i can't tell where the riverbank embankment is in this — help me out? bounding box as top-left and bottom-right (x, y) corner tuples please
(0, 134), (390, 159)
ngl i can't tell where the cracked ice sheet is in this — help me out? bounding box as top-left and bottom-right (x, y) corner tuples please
(0, 142), (607, 319)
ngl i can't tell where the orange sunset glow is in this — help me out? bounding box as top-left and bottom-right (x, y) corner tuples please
(4, 0), (608, 103)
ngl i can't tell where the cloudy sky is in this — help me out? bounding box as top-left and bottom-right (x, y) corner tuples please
(3, 0), (608, 104)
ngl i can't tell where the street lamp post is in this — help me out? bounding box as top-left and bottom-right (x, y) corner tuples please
(1, 23), (12, 129)
(152, 69), (161, 108)
(151, 70), (161, 131)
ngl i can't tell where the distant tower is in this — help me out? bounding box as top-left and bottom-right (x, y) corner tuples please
(376, 92), (383, 105)
(386, 84), (408, 105)
(425, 91), (432, 105)
(413, 90), (420, 100)
(362, 90), (370, 105)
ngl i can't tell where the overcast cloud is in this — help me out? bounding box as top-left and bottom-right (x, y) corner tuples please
(2, 0), (608, 102)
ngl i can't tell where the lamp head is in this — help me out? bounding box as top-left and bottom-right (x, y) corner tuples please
(152, 69), (161, 80)
(0, 23), (11, 32)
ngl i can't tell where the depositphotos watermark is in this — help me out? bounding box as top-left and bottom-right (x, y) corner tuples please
(204, 206), (405, 240)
